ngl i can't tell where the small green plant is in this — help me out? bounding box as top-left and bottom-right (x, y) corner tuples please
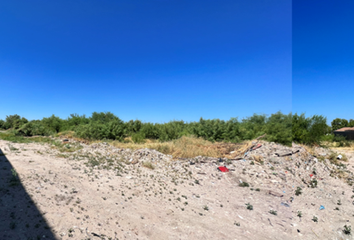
(343, 225), (351, 235)
(310, 179), (317, 188)
(269, 210), (277, 215)
(337, 200), (342, 205)
(334, 207), (339, 210)
(246, 203), (253, 210)
(255, 188), (260, 191)
(234, 222), (240, 226)
(203, 205), (209, 211)
(295, 187), (302, 196)
(297, 211), (302, 218)
(239, 182), (250, 187)
(312, 216), (318, 222)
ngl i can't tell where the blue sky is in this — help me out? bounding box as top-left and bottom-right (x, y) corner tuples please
(0, 0), (291, 123)
(293, 0), (354, 124)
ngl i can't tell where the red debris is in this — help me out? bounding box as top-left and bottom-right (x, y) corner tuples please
(252, 144), (262, 150)
(218, 166), (229, 172)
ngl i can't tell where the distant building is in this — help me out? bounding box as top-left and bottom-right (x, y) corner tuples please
(333, 127), (354, 140)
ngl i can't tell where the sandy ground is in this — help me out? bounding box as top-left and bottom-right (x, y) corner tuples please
(1, 139), (354, 240)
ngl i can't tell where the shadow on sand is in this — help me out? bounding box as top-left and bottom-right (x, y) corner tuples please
(0, 148), (57, 240)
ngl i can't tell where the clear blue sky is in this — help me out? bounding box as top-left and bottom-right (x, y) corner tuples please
(293, 0), (354, 124)
(0, 0), (291, 123)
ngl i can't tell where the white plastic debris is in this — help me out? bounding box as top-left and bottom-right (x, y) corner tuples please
(337, 155), (342, 160)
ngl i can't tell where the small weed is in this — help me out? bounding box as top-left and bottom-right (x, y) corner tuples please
(297, 211), (302, 218)
(239, 182), (250, 187)
(203, 205), (209, 211)
(295, 187), (302, 196)
(343, 225), (351, 235)
(337, 200), (342, 205)
(312, 216), (318, 222)
(246, 203), (253, 210)
(269, 210), (277, 215)
(234, 222), (240, 226)
(310, 179), (317, 188)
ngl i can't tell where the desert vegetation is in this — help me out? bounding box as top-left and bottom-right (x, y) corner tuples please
(0, 112), (292, 146)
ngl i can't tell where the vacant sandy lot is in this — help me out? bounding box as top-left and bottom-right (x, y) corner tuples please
(1, 139), (354, 240)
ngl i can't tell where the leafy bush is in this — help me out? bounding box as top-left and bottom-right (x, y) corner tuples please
(131, 132), (146, 143)
(292, 113), (328, 145)
(1, 111), (294, 145)
(17, 121), (53, 136)
(3, 115), (28, 129)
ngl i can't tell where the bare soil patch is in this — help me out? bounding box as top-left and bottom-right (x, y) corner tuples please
(1, 139), (354, 239)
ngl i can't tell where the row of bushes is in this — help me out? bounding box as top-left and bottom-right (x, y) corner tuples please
(1, 112), (350, 146)
(0, 112), (292, 146)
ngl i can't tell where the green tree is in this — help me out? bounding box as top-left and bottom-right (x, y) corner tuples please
(331, 118), (348, 131)
(349, 119), (354, 127)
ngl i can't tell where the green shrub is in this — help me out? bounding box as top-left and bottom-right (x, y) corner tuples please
(0, 120), (5, 129)
(131, 132), (146, 143)
(17, 121), (53, 136)
(292, 113), (328, 145)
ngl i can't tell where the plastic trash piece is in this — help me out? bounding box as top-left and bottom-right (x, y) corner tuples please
(281, 202), (290, 207)
(251, 144), (262, 150)
(319, 205), (325, 210)
(217, 166), (229, 172)
(337, 155), (342, 160)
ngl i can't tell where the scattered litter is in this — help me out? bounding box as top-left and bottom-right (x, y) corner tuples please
(281, 202), (290, 207)
(337, 155), (342, 160)
(268, 190), (284, 197)
(251, 144), (262, 150)
(319, 205), (325, 210)
(217, 166), (229, 172)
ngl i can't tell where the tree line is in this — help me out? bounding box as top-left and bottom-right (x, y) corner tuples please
(1, 112), (352, 146)
(0, 112), (292, 146)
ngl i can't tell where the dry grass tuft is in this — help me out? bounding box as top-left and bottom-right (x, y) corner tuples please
(252, 155), (263, 162)
(107, 136), (241, 159)
(298, 144), (316, 156)
(142, 161), (155, 170)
